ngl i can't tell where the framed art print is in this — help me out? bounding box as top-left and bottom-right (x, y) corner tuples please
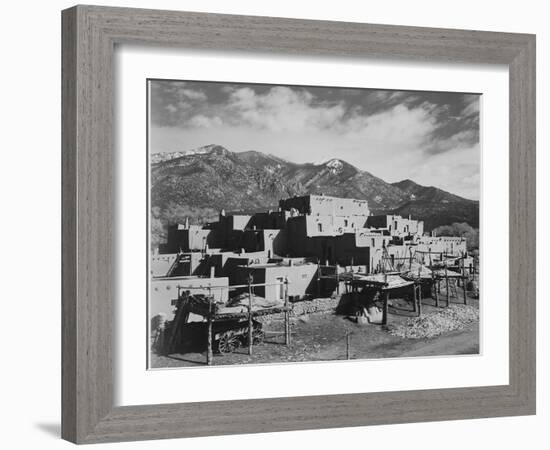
(62, 5), (535, 443)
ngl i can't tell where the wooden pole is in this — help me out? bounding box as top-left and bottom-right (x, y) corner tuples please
(463, 277), (468, 305)
(168, 296), (184, 354)
(336, 265), (340, 295)
(284, 277), (290, 346)
(206, 300), (213, 365)
(346, 332), (351, 360)
(434, 278), (439, 308)
(412, 283), (417, 313)
(248, 276), (253, 356)
(382, 290), (389, 325)
(445, 266), (450, 307)
(417, 284), (422, 316)
(316, 260), (320, 297)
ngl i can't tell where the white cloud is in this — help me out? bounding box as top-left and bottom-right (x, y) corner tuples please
(343, 103), (437, 143)
(426, 129), (478, 155)
(165, 104), (177, 113)
(220, 86), (345, 132)
(187, 115), (223, 128)
(180, 88), (207, 101)
(461, 96), (480, 117)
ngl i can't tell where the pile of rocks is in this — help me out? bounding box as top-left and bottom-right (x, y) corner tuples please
(257, 297), (339, 324)
(292, 297), (338, 315)
(388, 304), (479, 339)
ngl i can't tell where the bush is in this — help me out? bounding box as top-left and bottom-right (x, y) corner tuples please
(433, 222), (479, 251)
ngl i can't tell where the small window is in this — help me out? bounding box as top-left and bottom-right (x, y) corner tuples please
(317, 223), (323, 232)
(344, 219), (349, 227)
(371, 238), (376, 247)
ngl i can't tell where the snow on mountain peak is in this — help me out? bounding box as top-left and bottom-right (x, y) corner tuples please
(151, 145), (228, 163)
(325, 159), (344, 174)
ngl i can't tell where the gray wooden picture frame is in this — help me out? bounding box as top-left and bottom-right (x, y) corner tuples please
(61, 5), (536, 444)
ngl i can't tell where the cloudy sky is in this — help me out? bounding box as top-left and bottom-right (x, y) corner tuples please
(149, 79), (480, 200)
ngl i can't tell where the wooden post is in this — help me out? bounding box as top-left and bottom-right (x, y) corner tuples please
(445, 266), (450, 307)
(284, 277), (290, 346)
(463, 277), (468, 305)
(434, 278), (439, 308)
(336, 265), (340, 295)
(168, 296), (184, 354)
(248, 276), (253, 356)
(412, 283), (417, 313)
(417, 284), (423, 316)
(316, 261), (321, 297)
(206, 300), (213, 365)
(346, 332), (351, 360)
(382, 290), (389, 325)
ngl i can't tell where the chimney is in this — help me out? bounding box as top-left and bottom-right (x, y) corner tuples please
(210, 266), (215, 278)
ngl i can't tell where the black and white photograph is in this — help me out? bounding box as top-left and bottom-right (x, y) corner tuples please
(148, 79), (481, 368)
(1, 0), (544, 447)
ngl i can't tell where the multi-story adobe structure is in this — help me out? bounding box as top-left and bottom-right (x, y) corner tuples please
(151, 194), (469, 319)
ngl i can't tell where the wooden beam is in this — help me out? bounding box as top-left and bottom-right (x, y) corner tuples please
(417, 285), (423, 316)
(382, 291), (389, 325)
(445, 266), (450, 307)
(206, 313), (213, 366)
(248, 279), (253, 356)
(284, 278), (291, 346)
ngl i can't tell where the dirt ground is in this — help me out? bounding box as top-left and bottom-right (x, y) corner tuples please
(151, 293), (479, 368)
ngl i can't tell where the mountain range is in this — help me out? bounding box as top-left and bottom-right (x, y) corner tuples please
(151, 144), (479, 231)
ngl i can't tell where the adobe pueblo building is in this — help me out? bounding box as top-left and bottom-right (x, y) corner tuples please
(151, 194), (473, 327)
